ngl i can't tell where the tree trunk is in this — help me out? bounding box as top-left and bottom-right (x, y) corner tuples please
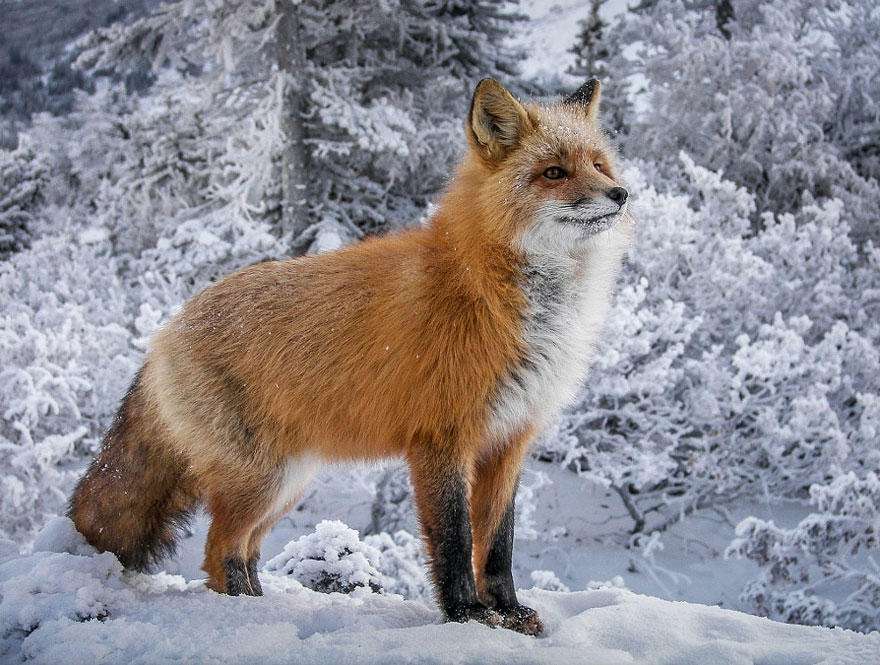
(275, 0), (310, 242)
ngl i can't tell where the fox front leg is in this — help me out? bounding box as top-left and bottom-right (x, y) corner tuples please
(477, 484), (543, 635)
(408, 451), (501, 628)
(470, 431), (543, 636)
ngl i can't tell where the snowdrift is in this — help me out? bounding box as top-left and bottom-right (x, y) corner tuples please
(1, 520), (877, 665)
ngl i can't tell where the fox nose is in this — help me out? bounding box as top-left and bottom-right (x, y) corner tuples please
(607, 187), (628, 206)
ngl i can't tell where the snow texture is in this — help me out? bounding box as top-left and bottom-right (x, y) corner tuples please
(2, 518), (878, 665)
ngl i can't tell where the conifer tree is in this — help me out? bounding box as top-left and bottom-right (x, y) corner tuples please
(566, 0), (627, 136)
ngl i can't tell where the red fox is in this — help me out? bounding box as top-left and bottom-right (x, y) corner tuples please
(70, 78), (632, 636)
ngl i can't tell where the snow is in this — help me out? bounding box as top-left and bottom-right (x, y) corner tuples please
(78, 226), (109, 245)
(2, 519), (877, 664)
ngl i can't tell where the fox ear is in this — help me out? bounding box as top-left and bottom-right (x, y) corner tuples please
(468, 79), (533, 162)
(564, 78), (602, 124)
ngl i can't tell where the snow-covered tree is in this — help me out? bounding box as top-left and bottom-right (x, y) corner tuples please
(565, 0), (629, 135)
(71, 0), (527, 247)
(0, 140), (49, 258)
(568, 0), (607, 80)
(264, 520), (387, 594)
(601, 0), (880, 241)
(298, 0), (525, 241)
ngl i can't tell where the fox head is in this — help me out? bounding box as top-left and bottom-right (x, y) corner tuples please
(457, 78), (632, 259)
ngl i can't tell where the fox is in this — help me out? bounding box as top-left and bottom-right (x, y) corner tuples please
(69, 77), (633, 636)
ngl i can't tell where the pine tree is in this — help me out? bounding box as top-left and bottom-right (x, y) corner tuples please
(566, 0), (627, 136)
(0, 141), (49, 259)
(298, 0), (526, 241)
(568, 0), (607, 79)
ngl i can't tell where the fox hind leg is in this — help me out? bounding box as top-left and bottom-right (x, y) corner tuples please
(203, 483), (271, 596)
(203, 455), (320, 596)
(243, 504), (305, 596)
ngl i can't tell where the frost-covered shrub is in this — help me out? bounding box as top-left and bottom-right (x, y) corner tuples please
(727, 472), (880, 632)
(530, 570), (570, 593)
(131, 208), (280, 328)
(363, 530), (429, 601)
(264, 520), (386, 595)
(0, 234), (139, 542)
(0, 429), (85, 548)
(265, 522), (432, 600)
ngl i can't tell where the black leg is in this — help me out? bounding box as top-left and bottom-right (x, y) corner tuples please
(246, 555), (263, 596)
(482, 493), (518, 608)
(480, 480), (543, 636)
(223, 556), (253, 596)
(433, 473), (485, 620)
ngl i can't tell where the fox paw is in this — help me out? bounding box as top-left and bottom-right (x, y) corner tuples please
(497, 604), (543, 636)
(447, 604), (503, 629)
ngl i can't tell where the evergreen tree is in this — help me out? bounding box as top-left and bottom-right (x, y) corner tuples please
(568, 0), (607, 79)
(0, 141), (48, 259)
(72, 0), (527, 250)
(566, 0), (627, 136)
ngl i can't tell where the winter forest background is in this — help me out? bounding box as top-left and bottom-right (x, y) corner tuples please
(2, 0), (879, 639)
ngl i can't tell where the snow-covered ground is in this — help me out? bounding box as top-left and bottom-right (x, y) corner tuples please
(3, 517), (877, 665)
(1, 461), (851, 664)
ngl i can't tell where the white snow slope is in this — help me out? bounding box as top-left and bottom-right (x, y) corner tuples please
(2, 519), (877, 665)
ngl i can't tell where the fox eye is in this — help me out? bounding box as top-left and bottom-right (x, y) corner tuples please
(593, 162), (607, 175)
(542, 166), (566, 180)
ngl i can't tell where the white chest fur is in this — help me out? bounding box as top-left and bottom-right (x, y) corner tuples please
(486, 224), (630, 448)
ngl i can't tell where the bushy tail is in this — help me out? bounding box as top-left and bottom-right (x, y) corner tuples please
(69, 369), (198, 571)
